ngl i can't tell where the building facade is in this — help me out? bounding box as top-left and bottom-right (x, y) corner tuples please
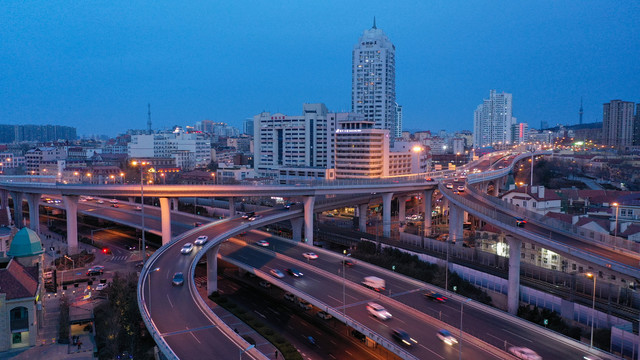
(473, 90), (515, 148)
(352, 20), (398, 137)
(602, 100), (635, 149)
(128, 131), (211, 170)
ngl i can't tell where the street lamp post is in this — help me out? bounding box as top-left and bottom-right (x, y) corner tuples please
(586, 272), (597, 348)
(342, 250), (347, 317)
(459, 298), (471, 360)
(612, 202), (619, 238)
(132, 161), (148, 264)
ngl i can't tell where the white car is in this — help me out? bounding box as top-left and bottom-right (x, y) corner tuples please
(180, 243), (194, 254)
(303, 252), (318, 260)
(270, 269), (285, 278)
(436, 329), (458, 346)
(257, 240), (269, 247)
(194, 235), (208, 245)
(509, 347), (542, 360)
(95, 283), (108, 291)
(109, 199), (118, 204)
(366, 302), (392, 320)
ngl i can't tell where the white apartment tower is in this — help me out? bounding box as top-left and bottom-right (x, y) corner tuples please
(253, 103), (341, 177)
(473, 90), (514, 148)
(602, 100), (635, 149)
(352, 19), (399, 138)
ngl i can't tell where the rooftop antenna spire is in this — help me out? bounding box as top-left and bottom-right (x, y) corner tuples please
(147, 103), (152, 134)
(579, 97), (583, 125)
(372, 16), (377, 29)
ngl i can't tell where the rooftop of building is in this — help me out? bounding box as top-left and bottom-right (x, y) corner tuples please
(0, 258), (39, 300)
(7, 228), (44, 257)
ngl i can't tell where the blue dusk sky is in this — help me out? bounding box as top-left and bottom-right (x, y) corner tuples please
(1, 1), (639, 137)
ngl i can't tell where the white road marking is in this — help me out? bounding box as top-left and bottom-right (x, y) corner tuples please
(190, 332), (201, 343)
(328, 354), (336, 359)
(327, 295), (341, 303)
(254, 311), (266, 319)
(419, 344), (445, 359)
(166, 294), (174, 308)
(345, 350), (353, 357)
(502, 328), (533, 343)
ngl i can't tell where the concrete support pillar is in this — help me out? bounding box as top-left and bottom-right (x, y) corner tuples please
(10, 192), (23, 228)
(0, 190), (8, 210)
(206, 244), (221, 295)
(398, 196), (408, 223)
(507, 236), (522, 315)
(382, 192), (393, 238)
(303, 196), (315, 244)
(358, 204), (368, 232)
(159, 197), (171, 245)
(449, 204), (464, 247)
(24, 193), (40, 234)
(128, 197), (136, 204)
(171, 198), (179, 211)
(290, 217), (303, 242)
(423, 190), (433, 236)
(228, 197), (235, 216)
(62, 195), (79, 255)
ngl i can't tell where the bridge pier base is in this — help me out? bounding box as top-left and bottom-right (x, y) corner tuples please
(159, 197), (171, 245)
(382, 192), (393, 238)
(63, 195), (79, 255)
(25, 193), (40, 234)
(423, 190), (433, 236)
(290, 217), (303, 242)
(303, 196), (315, 244)
(0, 190), (8, 213)
(228, 197), (235, 216)
(507, 235), (522, 315)
(398, 196), (408, 223)
(358, 204), (368, 232)
(10, 192), (23, 228)
(207, 244), (220, 295)
(449, 204), (464, 247)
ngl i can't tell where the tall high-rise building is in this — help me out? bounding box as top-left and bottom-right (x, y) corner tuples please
(473, 90), (514, 148)
(602, 100), (635, 149)
(352, 19), (398, 137)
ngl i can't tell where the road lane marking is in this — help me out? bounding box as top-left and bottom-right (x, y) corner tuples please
(161, 324), (217, 337)
(327, 295), (341, 303)
(190, 333), (201, 344)
(254, 310), (266, 319)
(419, 344), (445, 359)
(345, 351), (353, 357)
(166, 294), (173, 308)
(502, 328), (533, 343)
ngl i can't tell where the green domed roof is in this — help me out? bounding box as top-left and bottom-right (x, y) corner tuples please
(7, 228), (44, 257)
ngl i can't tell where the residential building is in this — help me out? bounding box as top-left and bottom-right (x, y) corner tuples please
(602, 100), (635, 150)
(128, 130), (211, 170)
(473, 90), (515, 148)
(352, 19), (398, 137)
(511, 123), (529, 144)
(24, 147), (65, 175)
(0, 125), (76, 143)
(243, 118), (254, 136)
(501, 186), (562, 215)
(253, 103), (344, 177)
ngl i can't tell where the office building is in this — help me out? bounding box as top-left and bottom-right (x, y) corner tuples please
(352, 20), (398, 137)
(602, 100), (635, 150)
(473, 90), (515, 148)
(128, 130), (211, 170)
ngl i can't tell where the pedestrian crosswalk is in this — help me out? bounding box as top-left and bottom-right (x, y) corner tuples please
(108, 255), (130, 262)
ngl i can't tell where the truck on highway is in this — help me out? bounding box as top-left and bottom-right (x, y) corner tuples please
(362, 276), (385, 292)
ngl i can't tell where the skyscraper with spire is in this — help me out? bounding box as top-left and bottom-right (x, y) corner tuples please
(352, 18), (400, 138)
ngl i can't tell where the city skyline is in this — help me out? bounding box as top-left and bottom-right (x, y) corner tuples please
(1, 1), (639, 136)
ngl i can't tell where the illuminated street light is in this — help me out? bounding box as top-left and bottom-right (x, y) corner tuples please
(612, 202), (619, 238)
(132, 160), (149, 264)
(586, 272), (596, 348)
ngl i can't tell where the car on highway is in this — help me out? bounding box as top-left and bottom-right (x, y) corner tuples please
(286, 268), (303, 277)
(284, 293), (296, 301)
(270, 269), (285, 278)
(256, 240), (269, 247)
(96, 200), (104, 204)
(445, 183), (454, 189)
(425, 177), (433, 181)
(180, 243), (194, 254)
(424, 290), (448, 303)
(509, 347), (542, 360)
(194, 235), (208, 245)
(259, 281), (271, 288)
(297, 298), (312, 310)
(85, 196), (94, 200)
(95, 283), (108, 291)
(342, 259), (355, 267)
(303, 252), (318, 260)
(366, 302), (392, 320)
(317, 311), (332, 320)
(172, 272), (184, 286)
(86, 266), (105, 276)
(457, 185), (465, 192)
(284, 202), (296, 209)
(111, 203), (119, 208)
(436, 329), (458, 345)
(242, 212), (255, 219)
(391, 329), (417, 346)
(125, 244), (136, 251)
(134, 206), (142, 211)
(109, 199), (118, 204)
(194, 222), (203, 227)
(248, 214), (261, 221)
(515, 217), (527, 227)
